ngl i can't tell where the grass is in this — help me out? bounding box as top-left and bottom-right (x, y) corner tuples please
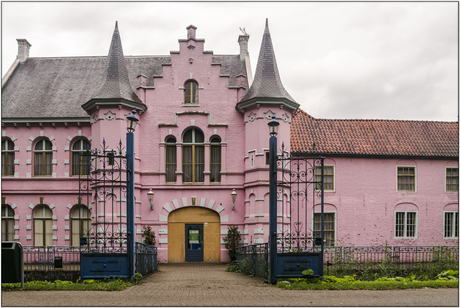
(1, 273), (143, 291)
(277, 279), (459, 290)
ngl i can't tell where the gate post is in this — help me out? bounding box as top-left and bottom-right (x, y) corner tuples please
(126, 110), (139, 279)
(268, 114), (279, 284)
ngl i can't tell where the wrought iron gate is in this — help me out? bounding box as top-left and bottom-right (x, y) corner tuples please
(272, 144), (325, 281)
(78, 139), (131, 279)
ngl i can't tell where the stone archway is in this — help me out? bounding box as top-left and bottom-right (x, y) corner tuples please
(168, 207), (221, 263)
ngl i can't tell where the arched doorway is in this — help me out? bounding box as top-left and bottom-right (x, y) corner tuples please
(168, 207), (220, 263)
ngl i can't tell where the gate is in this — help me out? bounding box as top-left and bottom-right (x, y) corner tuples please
(270, 143), (325, 282)
(78, 139), (131, 279)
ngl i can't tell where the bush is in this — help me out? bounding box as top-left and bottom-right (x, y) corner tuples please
(222, 225), (241, 261)
(141, 225), (156, 246)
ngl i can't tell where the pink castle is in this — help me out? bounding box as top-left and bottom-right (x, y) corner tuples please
(2, 21), (458, 263)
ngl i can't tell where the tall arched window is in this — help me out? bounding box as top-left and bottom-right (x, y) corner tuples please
(210, 136), (221, 183)
(34, 139), (53, 176)
(34, 205), (53, 246)
(71, 205), (91, 246)
(182, 128), (204, 183)
(165, 136), (177, 183)
(184, 80), (199, 104)
(1, 205), (15, 241)
(71, 139), (91, 176)
(1, 139), (15, 176)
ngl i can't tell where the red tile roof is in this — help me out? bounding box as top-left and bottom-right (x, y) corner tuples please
(291, 109), (459, 158)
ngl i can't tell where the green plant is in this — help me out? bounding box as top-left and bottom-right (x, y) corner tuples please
(226, 260), (241, 273)
(130, 273), (143, 284)
(141, 225), (156, 246)
(222, 225), (241, 261)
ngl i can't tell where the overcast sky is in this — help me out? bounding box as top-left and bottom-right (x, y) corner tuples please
(2, 2), (458, 121)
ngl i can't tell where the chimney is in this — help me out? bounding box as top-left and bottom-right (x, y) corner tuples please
(17, 39), (32, 62)
(186, 25), (197, 40)
(238, 34), (249, 61)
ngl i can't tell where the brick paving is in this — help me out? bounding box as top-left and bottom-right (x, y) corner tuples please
(2, 263), (458, 306)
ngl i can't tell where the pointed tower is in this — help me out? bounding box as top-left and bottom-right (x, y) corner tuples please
(82, 22), (146, 151)
(236, 19), (299, 245)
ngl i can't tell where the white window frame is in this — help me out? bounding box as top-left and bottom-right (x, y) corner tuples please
(312, 211), (337, 247)
(443, 211), (459, 239)
(394, 211), (418, 239)
(445, 167), (459, 193)
(314, 165), (335, 192)
(396, 166), (417, 193)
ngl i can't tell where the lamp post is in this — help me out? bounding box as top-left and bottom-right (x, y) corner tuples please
(268, 114), (279, 285)
(231, 189), (237, 210)
(126, 109), (138, 279)
(148, 189), (154, 210)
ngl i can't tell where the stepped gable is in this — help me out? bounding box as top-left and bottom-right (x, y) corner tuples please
(291, 109), (459, 158)
(88, 21), (144, 106)
(238, 19), (297, 107)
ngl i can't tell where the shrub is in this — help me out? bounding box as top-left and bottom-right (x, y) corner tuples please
(222, 225), (241, 261)
(141, 225), (156, 246)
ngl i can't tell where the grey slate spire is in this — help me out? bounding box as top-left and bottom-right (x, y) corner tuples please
(90, 22), (143, 105)
(238, 19), (297, 107)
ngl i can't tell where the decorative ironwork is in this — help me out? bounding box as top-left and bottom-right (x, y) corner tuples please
(135, 242), (158, 277)
(236, 244), (269, 280)
(275, 145), (325, 262)
(78, 139), (129, 253)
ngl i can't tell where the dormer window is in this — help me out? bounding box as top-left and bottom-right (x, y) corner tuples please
(184, 80), (199, 104)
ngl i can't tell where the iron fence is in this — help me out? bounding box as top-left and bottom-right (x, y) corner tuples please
(22, 244), (159, 276)
(323, 245), (459, 271)
(236, 243), (268, 280)
(135, 242), (158, 277)
(236, 245), (458, 279)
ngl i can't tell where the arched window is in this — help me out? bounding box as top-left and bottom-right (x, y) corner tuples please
(210, 136), (221, 183)
(71, 205), (91, 246)
(1, 205), (15, 241)
(165, 136), (177, 183)
(71, 139), (91, 176)
(182, 128), (204, 183)
(34, 205), (53, 246)
(184, 80), (199, 104)
(34, 139), (53, 176)
(1, 139), (15, 176)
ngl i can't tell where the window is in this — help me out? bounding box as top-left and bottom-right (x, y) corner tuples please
(265, 152), (269, 165)
(210, 137), (221, 183)
(184, 80), (199, 104)
(444, 212), (459, 238)
(313, 213), (335, 246)
(2, 205), (15, 241)
(395, 211), (417, 238)
(71, 205), (91, 246)
(1, 139), (15, 176)
(71, 139), (91, 176)
(165, 137), (177, 183)
(314, 166), (334, 191)
(397, 167), (415, 192)
(182, 128), (204, 183)
(34, 205), (53, 246)
(34, 139), (53, 176)
(446, 168), (459, 192)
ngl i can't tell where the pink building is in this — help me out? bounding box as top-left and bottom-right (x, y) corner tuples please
(2, 21), (458, 263)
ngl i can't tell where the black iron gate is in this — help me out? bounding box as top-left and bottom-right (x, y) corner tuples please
(273, 144), (325, 280)
(78, 139), (130, 279)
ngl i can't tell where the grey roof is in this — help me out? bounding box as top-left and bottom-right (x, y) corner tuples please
(2, 50), (247, 120)
(88, 22), (143, 106)
(238, 19), (297, 106)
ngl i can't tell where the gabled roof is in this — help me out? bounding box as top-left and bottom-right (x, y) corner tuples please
(237, 19), (298, 110)
(85, 22), (144, 108)
(291, 109), (459, 158)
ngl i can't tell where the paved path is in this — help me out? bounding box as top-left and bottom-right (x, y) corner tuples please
(2, 263), (458, 306)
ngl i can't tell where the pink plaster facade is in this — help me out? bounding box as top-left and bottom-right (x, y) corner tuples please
(1, 23), (458, 264)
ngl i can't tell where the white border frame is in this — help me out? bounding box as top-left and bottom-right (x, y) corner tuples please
(443, 211), (459, 239)
(396, 165), (417, 193)
(445, 167), (459, 193)
(311, 211), (337, 247)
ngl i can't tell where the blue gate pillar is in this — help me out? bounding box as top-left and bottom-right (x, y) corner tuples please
(126, 110), (139, 279)
(268, 114), (279, 285)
